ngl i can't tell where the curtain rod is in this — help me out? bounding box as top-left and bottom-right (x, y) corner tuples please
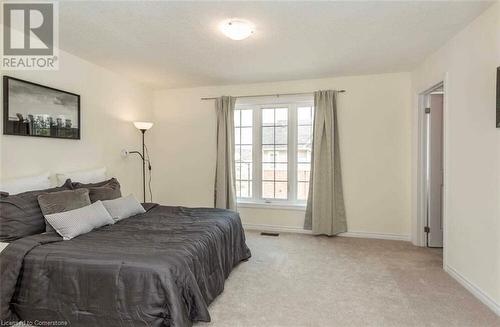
(200, 90), (346, 100)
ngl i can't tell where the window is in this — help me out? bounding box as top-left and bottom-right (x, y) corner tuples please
(262, 107), (288, 199)
(234, 96), (314, 206)
(234, 109), (253, 198)
(297, 106), (313, 200)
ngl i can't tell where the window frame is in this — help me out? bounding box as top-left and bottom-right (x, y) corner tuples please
(235, 97), (314, 208)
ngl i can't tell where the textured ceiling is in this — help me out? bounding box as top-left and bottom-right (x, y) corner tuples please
(58, 1), (493, 89)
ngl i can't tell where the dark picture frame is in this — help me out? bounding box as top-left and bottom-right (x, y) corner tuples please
(497, 67), (500, 128)
(3, 76), (81, 139)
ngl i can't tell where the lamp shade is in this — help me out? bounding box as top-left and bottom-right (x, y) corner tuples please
(133, 121), (153, 131)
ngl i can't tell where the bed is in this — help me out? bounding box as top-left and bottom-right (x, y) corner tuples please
(0, 203), (251, 326)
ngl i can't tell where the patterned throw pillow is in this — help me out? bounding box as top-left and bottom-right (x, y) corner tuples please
(45, 201), (114, 240)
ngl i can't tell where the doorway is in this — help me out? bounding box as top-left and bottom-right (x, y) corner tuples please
(420, 83), (444, 248)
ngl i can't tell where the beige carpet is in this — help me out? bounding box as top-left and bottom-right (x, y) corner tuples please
(199, 231), (500, 327)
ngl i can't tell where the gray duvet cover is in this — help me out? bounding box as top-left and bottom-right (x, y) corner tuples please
(0, 204), (251, 326)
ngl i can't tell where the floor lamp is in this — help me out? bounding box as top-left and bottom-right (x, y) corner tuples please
(131, 121), (153, 202)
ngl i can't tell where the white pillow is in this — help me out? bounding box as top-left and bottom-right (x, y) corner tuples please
(102, 194), (146, 222)
(0, 172), (51, 194)
(0, 242), (10, 254)
(45, 201), (114, 240)
(56, 167), (107, 186)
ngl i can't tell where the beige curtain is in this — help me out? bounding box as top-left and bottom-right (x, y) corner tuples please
(214, 96), (237, 210)
(304, 90), (347, 235)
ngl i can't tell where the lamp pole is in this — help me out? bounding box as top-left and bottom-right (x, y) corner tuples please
(141, 129), (146, 203)
(131, 122), (153, 203)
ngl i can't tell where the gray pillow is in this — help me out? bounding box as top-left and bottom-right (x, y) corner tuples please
(0, 179), (73, 242)
(102, 194), (146, 222)
(38, 189), (91, 232)
(72, 178), (121, 203)
(45, 201), (114, 240)
(38, 188), (91, 215)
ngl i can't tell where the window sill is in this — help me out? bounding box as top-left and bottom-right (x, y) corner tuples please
(237, 201), (306, 211)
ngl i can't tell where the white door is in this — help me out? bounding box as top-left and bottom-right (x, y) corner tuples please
(426, 94), (444, 247)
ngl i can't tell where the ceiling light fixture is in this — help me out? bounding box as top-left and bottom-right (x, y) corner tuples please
(219, 19), (254, 41)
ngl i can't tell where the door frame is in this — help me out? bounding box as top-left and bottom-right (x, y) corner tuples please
(415, 78), (449, 264)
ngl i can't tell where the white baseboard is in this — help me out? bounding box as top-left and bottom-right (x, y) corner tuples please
(243, 223), (312, 234)
(243, 224), (410, 241)
(444, 264), (500, 316)
(338, 231), (411, 241)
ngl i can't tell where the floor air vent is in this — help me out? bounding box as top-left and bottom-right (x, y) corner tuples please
(260, 232), (279, 237)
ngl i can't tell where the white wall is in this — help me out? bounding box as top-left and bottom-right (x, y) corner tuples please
(411, 3), (500, 312)
(151, 72), (412, 238)
(0, 49), (153, 198)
